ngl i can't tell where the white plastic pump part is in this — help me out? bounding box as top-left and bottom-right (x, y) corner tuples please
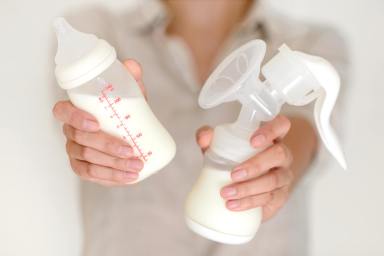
(199, 40), (347, 169)
(53, 17), (116, 90)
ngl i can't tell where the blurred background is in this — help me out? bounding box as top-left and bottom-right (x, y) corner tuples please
(0, 0), (383, 255)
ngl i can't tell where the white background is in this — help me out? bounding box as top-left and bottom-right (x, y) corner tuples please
(0, 0), (383, 255)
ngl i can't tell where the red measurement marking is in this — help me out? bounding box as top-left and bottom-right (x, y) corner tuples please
(100, 84), (150, 162)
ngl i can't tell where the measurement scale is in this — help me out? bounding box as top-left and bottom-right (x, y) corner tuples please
(97, 79), (152, 162)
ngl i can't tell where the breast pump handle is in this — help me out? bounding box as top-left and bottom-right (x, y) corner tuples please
(199, 40), (347, 169)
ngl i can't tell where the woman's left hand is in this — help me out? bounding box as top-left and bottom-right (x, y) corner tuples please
(196, 115), (294, 221)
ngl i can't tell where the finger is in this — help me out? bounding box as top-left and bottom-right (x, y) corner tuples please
(226, 192), (273, 211)
(69, 158), (139, 185)
(63, 124), (134, 158)
(66, 140), (143, 172)
(262, 186), (290, 222)
(221, 167), (294, 200)
(196, 126), (213, 153)
(123, 59), (146, 97)
(231, 143), (293, 182)
(123, 59), (142, 81)
(250, 115), (291, 147)
(53, 101), (99, 132)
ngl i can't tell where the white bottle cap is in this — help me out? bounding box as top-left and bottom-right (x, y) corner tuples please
(53, 17), (116, 90)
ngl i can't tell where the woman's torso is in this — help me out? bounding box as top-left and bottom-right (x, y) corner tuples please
(74, 1), (348, 255)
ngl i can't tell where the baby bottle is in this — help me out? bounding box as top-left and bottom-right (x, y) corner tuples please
(185, 40), (347, 244)
(53, 18), (176, 183)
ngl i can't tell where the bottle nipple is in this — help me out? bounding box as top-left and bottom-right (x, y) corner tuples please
(53, 17), (116, 90)
(53, 17), (98, 66)
(53, 17), (72, 39)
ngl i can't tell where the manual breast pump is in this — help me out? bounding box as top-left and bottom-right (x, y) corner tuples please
(185, 40), (346, 244)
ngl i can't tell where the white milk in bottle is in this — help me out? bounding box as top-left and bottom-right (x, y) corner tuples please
(185, 134), (262, 244)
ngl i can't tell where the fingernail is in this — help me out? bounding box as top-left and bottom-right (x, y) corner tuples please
(251, 134), (266, 147)
(83, 119), (99, 131)
(222, 187), (237, 198)
(118, 146), (133, 157)
(227, 201), (240, 210)
(127, 158), (144, 171)
(231, 169), (247, 181)
(121, 172), (138, 181)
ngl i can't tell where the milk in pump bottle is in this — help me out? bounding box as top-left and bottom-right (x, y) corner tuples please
(53, 18), (176, 183)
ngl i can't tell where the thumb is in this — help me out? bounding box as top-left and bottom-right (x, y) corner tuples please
(123, 59), (146, 97)
(196, 126), (214, 153)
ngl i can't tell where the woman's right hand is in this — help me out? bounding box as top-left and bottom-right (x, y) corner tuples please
(52, 60), (146, 186)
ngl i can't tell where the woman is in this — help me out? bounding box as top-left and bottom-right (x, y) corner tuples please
(53, 0), (347, 255)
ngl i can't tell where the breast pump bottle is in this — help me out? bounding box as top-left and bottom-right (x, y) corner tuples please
(185, 40), (347, 244)
(53, 18), (176, 183)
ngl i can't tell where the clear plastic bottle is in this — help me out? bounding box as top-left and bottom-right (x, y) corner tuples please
(53, 18), (176, 183)
(186, 149), (263, 244)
